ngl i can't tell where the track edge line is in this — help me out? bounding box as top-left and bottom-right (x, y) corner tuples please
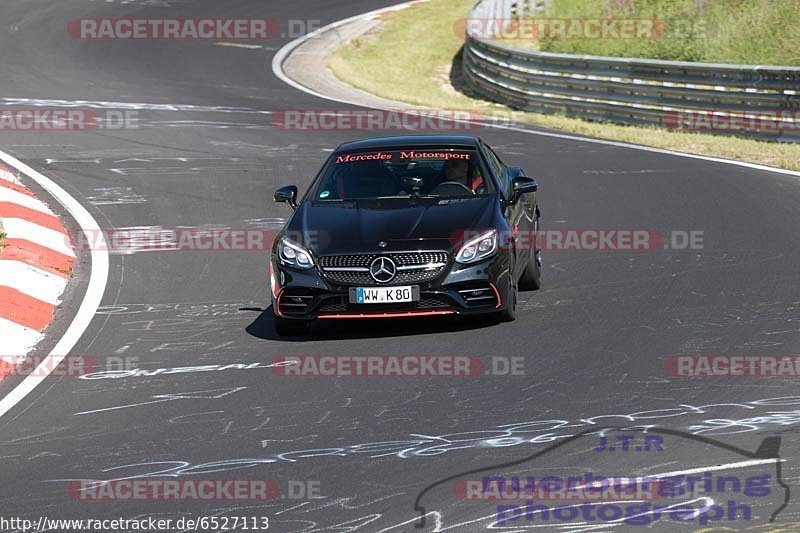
(0, 150), (109, 420)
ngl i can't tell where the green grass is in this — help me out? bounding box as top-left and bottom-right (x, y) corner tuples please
(328, 0), (800, 171)
(520, 0), (800, 65)
(331, 0), (478, 111)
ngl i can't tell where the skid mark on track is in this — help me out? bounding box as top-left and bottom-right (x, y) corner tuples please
(63, 396), (800, 480)
(74, 387), (247, 415)
(87, 0), (186, 6)
(87, 187), (147, 206)
(2, 97), (269, 114)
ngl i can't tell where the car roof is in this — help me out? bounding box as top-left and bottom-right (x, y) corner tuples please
(336, 135), (482, 152)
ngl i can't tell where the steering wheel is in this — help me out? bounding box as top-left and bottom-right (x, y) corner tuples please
(430, 181), (474, 196)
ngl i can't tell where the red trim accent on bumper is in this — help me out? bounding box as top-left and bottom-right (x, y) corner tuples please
(274, 290), (287, 318)
(489, 283), (502, 309)
(270, 264), (280, 299)
(318, 310), (455, 319)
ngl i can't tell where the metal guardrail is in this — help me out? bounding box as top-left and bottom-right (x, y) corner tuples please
(462, 0), (800, 142)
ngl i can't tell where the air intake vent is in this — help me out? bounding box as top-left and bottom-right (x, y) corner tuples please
(278, 291), (315, 315)
(458, 286), (498, 307)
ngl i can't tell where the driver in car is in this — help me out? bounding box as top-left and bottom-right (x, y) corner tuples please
(444, 158), (469, 185)
(433, 158), (484, 194)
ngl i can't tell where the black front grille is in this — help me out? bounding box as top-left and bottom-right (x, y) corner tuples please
(320, 255), (373, 269)
(287, 289), (455, 316)
(392, 252), (450, 266)
(319, 251), (449, 286)
(316, 294), (451, 315)
(319, 252), (448, 269)
(322, 270), (446, 286)
(317, 298), (348, 313)
(417, 296), (450, 309)
(322, 271), (374, 286)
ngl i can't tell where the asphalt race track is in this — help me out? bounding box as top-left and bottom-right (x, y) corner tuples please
(1, 1), (800, 531)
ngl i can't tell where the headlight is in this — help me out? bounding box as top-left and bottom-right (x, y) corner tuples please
(455, 229), (497, 264)
(278, 238), (314, 269)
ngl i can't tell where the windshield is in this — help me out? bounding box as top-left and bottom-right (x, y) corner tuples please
(313, 148), (494, 201)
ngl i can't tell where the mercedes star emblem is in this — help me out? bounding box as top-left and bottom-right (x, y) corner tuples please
(369, 257), (397, 283)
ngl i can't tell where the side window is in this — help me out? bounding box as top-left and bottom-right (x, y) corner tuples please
(481, 143), (510, 198)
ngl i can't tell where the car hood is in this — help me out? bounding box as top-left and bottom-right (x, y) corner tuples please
(286, 196), (497, 254)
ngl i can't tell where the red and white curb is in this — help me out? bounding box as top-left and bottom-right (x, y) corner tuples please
(0, 163), (75, 363)
(0, 151), (106, 419)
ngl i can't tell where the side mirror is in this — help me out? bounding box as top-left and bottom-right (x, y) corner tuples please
(274, 185), (298, 209)
(510, 176), (537, 203)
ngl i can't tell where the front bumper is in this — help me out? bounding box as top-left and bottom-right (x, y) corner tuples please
(270, 253), (512, 320)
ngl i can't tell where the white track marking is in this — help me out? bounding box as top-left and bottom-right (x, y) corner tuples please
(272, 2), (800, 179)
(0, 185), (54, 214)
(2, 218), (75, 257)
(271, 1), (426, 101)
(214, 42), (264, 50)
(0, 317), (44, 356)
(2, 97), (269, 115)
(632, 458), (782, 478)
(0, 151), (109, 420)
(0, 261), (68, 305)
(0, 167), (20, 184)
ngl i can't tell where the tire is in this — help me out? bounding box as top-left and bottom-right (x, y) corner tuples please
(519, 215), (541, 291)
(519, 249), (541, 291)
(497, 276), (517, 322)
(274, 316), (310, 336)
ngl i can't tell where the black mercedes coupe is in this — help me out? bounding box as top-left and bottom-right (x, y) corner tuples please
(269, 135), (541, 335)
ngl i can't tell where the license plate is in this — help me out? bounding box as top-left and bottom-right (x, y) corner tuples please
(349, 286), (419, 304)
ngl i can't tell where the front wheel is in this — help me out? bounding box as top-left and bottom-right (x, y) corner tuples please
(519, 215), (541, 291)
(274, 315), (310, 336)
(497, 277), (517, 322)
(519, 249), (541, 291)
